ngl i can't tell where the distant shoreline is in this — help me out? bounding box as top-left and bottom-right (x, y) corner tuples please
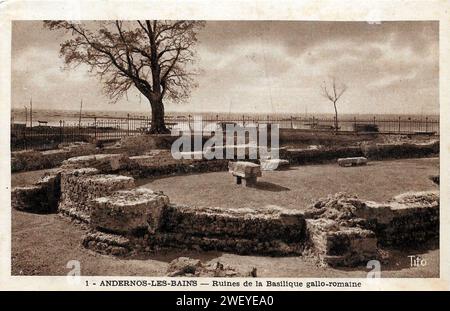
(11, 108), (439, 121)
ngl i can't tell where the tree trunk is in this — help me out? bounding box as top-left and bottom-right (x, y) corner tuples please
(333, 101), (338, 133)
(149, 98), (169, 134)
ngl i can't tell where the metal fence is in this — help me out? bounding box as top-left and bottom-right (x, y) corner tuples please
(11, 114), (439, 151)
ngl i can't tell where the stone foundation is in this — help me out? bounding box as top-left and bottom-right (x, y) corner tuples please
(303, 191), (439, 266)
(90, 188), (169, 235)
(305, 218), (378, 266)
(11, 142), (97, 172)
(11, 172), (61, 213)
(58, 168), (135, 222)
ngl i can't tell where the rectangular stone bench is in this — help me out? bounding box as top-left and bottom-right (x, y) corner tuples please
(337, 157), (368, 167)
(228, 161), (262, 187)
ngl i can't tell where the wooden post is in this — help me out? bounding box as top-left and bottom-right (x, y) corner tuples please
(59, 120), (63, 144)
(94, 117), (97, 140)
(29, 98), (32, 128)
(398, 116), (401, 133)
(127, 113), (130, 136)
(78, 99), (83, 129)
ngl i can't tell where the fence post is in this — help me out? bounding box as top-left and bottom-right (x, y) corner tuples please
(398, 116), (401, 133)
(94, 117), (97, 140)
(127, 113), (130, 136)
(291, 116), (293, 129)
(425, 117), (428, 132)
(59, 120), (62, 144)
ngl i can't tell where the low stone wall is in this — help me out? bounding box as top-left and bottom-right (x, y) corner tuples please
(158, 204), (305, 248)
(127, 150), (229, 178)
(279, 128), (377, 147)
(372, 191), (439, 246)
(120, 135), (181, 155)
(83, 197), (306, 256)
(58, 168), (135, 222)
(286, 140), (439, 165)
(81, 189), (439, 263)
(11, 142), (97, 172)
(11, 173), (61, 213)
(61, 153), (129, 173)
(287, 146), (363, 165)
(360, 140), (439, 160)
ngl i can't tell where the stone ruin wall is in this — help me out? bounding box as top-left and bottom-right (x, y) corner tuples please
(11, 136), (439, 174)
(11, 146), (440, 267)
(286, 140), (439, 165)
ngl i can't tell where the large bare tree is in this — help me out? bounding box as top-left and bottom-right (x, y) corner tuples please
(320, 77), (347, 132)
(44, 20), (205, 133)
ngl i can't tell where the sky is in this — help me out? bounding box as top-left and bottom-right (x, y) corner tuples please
(11, 20), (439, 115)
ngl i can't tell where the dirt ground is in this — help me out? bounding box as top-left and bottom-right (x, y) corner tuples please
(138, 158), (439, 210)
(11, 157), (440, 277)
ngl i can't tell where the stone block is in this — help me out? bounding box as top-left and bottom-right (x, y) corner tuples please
(260, 159), (290, 171)
(337, 157), (368, 167)
(58, 169), (135, 222)
(90, 188), (169, 234)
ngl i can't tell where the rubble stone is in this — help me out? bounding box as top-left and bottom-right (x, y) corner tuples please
(304, 191), (439, 265)
(90, 188), (170, 234)
(166, 257), (257, 277)
(306, 218), (378, 266)
(82, 231), (131, 256)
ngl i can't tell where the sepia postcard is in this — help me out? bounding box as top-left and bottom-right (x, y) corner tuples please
(0, 0), (449, 293)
